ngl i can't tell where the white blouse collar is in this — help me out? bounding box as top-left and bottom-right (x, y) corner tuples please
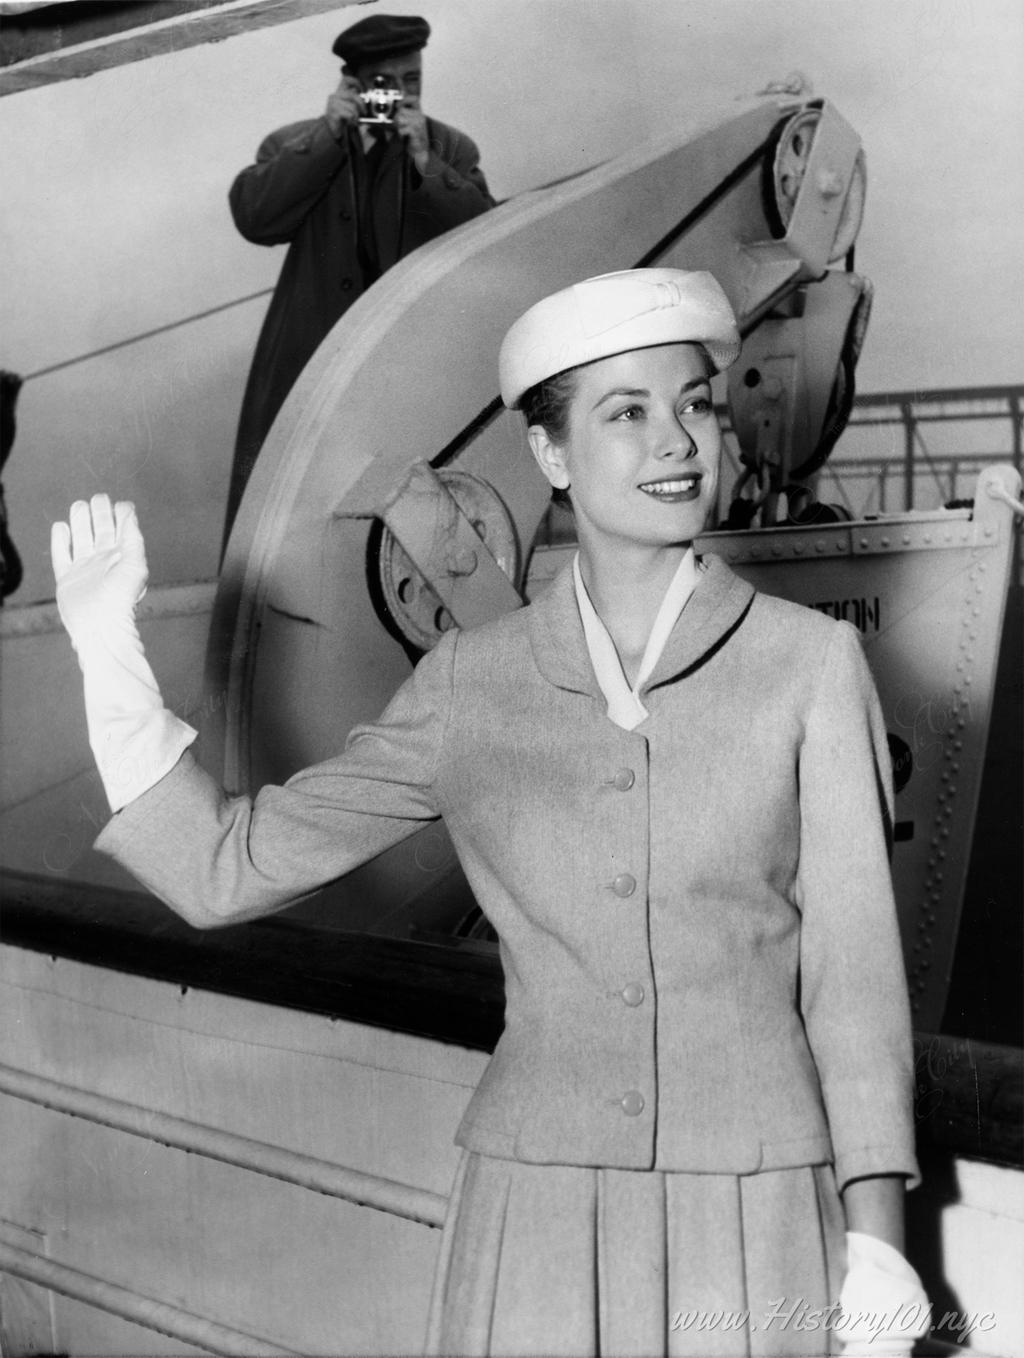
(572, 548), (700, 730)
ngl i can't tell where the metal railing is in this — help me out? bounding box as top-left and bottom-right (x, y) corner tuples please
(0, 1057), (447, 1354)
(717, 383), (1023, 576)
(824, 384), (1022, 515)
(721, 383), (1022, 514)
(0, 1061), (446, 1229)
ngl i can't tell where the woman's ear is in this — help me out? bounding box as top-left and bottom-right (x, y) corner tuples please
(527, 426), (571, 491)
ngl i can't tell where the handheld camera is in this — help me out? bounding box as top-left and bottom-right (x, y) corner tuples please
(359, 74), (404, 125)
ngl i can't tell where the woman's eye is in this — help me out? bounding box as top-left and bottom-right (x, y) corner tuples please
(681, 396), (712, 417)
(612, 405), (644, 422)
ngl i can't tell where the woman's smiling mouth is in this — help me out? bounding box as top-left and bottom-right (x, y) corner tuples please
(638, 474), (703, 501)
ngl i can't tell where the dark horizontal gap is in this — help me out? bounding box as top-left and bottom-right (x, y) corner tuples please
(1, 868), (506, 1052)
(0, 2), (226, 67)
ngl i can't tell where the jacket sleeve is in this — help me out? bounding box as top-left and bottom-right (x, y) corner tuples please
(406, 125), (495, 230)
(229, 119), (352, 245)
(795, 622), (920, 1191)
(93, 632), (457, 930)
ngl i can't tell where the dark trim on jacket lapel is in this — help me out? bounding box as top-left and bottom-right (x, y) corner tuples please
(643, 554), (755, 692)
(526, 552), (756, 697)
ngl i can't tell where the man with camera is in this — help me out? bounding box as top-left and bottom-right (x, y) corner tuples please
(224, 13), (493, 540)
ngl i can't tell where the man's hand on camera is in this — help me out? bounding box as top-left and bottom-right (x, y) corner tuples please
(325, 76), (362, 139)
(394, 100), (430, 172)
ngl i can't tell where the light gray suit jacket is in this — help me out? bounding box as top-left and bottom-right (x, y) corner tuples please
(98, 556), (918, 1191)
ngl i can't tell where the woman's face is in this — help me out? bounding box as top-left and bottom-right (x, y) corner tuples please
(528, 342), (722, 556)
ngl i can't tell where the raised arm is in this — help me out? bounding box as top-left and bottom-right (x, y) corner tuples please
(52, 495), (453, 930)
(228, 78), (362, 244)
(401, 118), (495, 230)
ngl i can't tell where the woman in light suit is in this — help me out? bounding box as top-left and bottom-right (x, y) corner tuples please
(53, 269), (929, 1356)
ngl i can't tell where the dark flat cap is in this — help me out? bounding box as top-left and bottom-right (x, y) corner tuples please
(332, 14), (430, 65)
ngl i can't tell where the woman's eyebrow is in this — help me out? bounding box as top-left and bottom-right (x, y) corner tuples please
(591, 376), (708, 412)
(591, 387), (649, 411)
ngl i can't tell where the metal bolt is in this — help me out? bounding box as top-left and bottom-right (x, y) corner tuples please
(445, 547), (478, 576)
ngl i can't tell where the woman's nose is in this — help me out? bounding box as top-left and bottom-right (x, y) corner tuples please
(654, 417), (697, 459)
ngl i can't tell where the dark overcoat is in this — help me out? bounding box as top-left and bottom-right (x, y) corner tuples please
(225, 114), (494, 531)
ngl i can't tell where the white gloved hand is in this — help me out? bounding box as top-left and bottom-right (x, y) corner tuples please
(51, 494), (196, 812)
(836, 1231), (931, 1356)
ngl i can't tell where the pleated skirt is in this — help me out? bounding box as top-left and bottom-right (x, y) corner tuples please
(425, 1152), (845, 1358)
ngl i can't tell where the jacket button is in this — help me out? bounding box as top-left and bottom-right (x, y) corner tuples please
(620, 983), (645, 1007)
(620, 1090), (645, 1116)
(612, 768), (635, 791)
(612, 873), (636, 898)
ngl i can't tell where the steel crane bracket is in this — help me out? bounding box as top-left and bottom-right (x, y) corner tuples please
(377, 462), (521, 646)
(726, 270), (873, 500)
(733, 101), (864, 322)
(770, 100), (864, 276)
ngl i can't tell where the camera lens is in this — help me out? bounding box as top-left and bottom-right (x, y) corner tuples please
(360, 74), (402, 123)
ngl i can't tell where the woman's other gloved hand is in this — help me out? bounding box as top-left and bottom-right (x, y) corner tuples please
(51, 494), (196, 812)
(837, 1231), (931, 1356)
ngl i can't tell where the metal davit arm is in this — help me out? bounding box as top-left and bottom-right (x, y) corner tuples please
(202, 89), (869, 936)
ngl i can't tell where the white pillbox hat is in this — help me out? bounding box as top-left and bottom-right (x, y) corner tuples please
(499, 268), (741, 409)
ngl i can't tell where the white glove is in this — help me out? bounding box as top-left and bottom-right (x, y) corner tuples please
(51, 494), (196, 812)
(837, 1231), (930, 1356)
